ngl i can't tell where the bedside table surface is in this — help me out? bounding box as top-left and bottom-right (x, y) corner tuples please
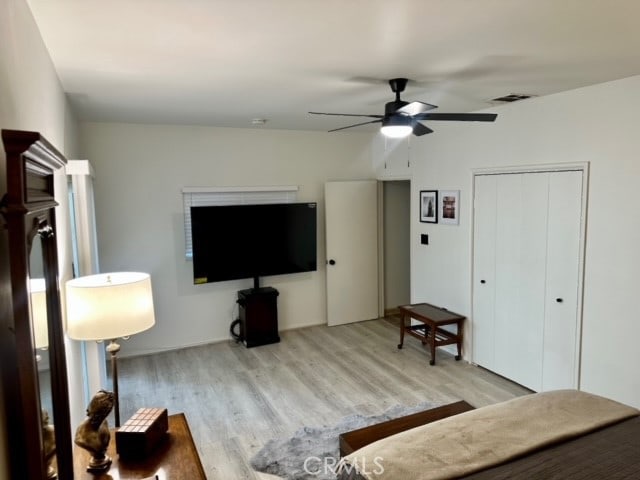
(73, 412), (206, 479)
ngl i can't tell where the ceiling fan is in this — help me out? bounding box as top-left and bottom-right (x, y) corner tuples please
(309, 78), (497, 138)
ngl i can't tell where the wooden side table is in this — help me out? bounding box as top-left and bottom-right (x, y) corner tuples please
(73, 412), (206, 479)
(398, 303), (465, 365)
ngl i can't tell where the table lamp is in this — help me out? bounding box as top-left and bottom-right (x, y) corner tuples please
(66, 272), (155, 427)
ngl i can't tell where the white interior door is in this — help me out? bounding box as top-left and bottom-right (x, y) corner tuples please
(325, 180), (379, 326)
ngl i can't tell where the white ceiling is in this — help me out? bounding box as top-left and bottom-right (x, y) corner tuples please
(27, 0), (640, 133)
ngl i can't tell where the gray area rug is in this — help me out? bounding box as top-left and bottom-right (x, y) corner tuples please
(250, 401), (440, 480)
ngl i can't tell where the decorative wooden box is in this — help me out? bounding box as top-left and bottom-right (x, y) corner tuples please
(116, 408), (168, 459)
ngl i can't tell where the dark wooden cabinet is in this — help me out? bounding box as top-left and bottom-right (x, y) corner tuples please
(237, 287), (280, 348)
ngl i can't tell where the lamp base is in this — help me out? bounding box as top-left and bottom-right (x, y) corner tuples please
(86, 454), (112, 473)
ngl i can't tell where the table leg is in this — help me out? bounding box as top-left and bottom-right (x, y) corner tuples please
(429, 324), (436, 366)
(397, 313), (405, 349)
(455, 320), (463, 361)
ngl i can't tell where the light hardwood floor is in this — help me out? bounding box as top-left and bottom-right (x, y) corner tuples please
(117, 318), (531, 479)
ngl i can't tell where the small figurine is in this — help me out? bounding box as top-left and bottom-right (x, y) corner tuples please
(42, 409), (57, 479)
(74, 390), (115, 473)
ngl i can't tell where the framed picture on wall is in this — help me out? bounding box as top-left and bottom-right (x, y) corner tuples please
(439, 190), (460, 225)
(420, 190), (438, 223)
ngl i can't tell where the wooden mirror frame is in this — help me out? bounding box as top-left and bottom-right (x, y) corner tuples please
(1, 130), (73, 479)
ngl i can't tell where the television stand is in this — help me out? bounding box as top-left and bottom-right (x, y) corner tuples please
(237, 287), (280, 348)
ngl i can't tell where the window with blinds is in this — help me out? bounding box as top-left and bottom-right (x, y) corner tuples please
(182, 186), (299, 258)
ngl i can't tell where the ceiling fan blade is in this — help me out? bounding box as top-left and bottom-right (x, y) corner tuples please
(414, 113), (498, 122)
(412, 122), (434, 136)
(396, 101), (438, 116)
(309, 111), (384, 119)
(328, 119), (383, 133)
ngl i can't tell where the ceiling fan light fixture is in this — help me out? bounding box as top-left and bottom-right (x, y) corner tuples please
(381, 125), (412, 138)
(380, 116), (412, 138)
(309, 77), (496, 136)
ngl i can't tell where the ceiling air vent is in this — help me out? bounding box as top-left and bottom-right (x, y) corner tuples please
(491, 94), (534, 103)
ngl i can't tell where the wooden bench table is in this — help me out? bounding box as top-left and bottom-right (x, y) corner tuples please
(398, 302), (465, 365)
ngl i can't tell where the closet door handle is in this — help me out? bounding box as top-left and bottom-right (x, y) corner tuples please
(480, 280), (486, 284)
(556, 298), (563, 303)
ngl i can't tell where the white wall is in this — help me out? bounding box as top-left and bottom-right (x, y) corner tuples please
(79, 122), (375, 356)
(0, 0), (83, 475)
(399, 75), (640, 408)
(81, 77), (640, 409)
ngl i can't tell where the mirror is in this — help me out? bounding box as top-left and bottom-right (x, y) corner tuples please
(2, 129), (73, 480)
(29, 232), (56, 478)
(30, 237), (53, 403)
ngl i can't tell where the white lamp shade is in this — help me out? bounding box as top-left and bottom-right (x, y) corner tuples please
(29, 278), (49, 349)
(66, 272), (156, 341)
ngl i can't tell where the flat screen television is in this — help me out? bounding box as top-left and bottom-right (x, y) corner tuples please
(191, 202), (317, 286)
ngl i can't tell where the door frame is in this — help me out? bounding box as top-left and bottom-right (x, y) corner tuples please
(377, 181), (384, 317)
(66, 161), (107, 408)
(324, 177), (413, 324)
(470, 162), (590, 388)
(377, 178), (413, 318)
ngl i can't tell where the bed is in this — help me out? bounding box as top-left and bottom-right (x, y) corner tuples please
(337, 390), (640, 480)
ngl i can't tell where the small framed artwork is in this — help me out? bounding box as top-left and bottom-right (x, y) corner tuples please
(420, 190), (438, 223)
(439, 190), (460, 225)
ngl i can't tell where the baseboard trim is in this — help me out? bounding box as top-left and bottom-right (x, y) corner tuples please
(385, 307), (401, 318)
(119, 319), (329, 358)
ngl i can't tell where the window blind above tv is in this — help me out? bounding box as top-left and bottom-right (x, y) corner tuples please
(181, 185), (298, 258)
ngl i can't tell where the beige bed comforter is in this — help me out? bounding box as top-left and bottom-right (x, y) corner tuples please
(339, 390), (639, 480)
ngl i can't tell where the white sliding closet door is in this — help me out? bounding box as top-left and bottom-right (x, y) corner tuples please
(472, 175), (497, 369)
(473, 169), (584, 391)
(494, 173), (548, 389)
(543, 171), (583, 390)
